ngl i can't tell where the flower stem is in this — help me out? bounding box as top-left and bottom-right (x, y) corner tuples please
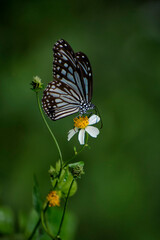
(27, 204), (48, 240)
(36, 92), (63, 167)
(28, 93), (63, 240)
(41, 203), (55, 240)
(64, 133), (89, 167)
(27, 218), (41, 240)
(56, 179), (75, 237)
(63, 146), (85, 167)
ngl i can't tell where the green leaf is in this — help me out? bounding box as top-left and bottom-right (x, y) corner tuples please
(55, 160), (61, 172)
(48, 165), (56, 176)
(68, 161), (84, 168)
(33, 175), (42, 215)
(0, 205), (14, 234)
(50, 161), (63, 188)
(62, 177), (77, 197)
(50, 161), (77, 197)
(49, 165), (58, 189)
(63, 168), (69, 182)
(58, 168), (77, 197)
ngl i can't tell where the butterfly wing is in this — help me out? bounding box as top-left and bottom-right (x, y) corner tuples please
(42, 39), (93, 120)
(42, 39), (84, 120)
(42, 80), (80, 120)
(53, 39), (86, 101)
(76, 52), (93, 102)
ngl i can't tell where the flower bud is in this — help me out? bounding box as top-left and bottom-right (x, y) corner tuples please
(69, 161), (84, 179)
(55, 236), (61, 240)
(48, 165), (56, 178)
(31, 76), (43, 92)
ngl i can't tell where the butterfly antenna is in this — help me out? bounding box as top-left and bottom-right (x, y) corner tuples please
(95, 106), (103, 129)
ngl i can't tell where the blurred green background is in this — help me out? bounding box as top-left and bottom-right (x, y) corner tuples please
(1, 0), (160, 239)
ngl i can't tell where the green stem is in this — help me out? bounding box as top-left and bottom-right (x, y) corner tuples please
(36, 92), (63, 168)
(27, 218), (41, 240)
(28, 93), (63, 240)
(64, 145), (85, 167)
(41, 203), (55, 239)
(64, 132), (89, 167)
(56, 179), (75, 237)
(27, 204), (48, 240)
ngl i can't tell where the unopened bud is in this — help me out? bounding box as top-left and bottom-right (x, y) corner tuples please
(31, 76), (43, 92)
(69, 162), (84, 179)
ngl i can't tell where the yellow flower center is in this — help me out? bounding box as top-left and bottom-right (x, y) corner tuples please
(47, 191), (60, 207)
(74, 116), (89, 129)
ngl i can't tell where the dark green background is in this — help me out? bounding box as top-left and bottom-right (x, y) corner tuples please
(1, 0), (160, 239)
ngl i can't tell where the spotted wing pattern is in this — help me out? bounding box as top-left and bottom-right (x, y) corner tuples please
(42, 39), (93, 120)
(76, 52), (93, 102)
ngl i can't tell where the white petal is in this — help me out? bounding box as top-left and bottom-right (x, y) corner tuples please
(78, 129), (85, 145)
(85, 126), (100, 138)
(88, 114), (100, 125)
(68, 128), (78, 141)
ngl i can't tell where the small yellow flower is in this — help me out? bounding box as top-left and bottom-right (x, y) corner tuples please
(74, 116), (89, 129)
(47, 191), (60, 207)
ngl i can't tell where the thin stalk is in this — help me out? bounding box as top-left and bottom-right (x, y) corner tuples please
(63, 145), (86, 167)
(56, 179), (75, 237)
(41, 204), (55, 240)
(64, 132), (89, 167)
(27, 204), (48, 240)
(27, 218), (41, 240)
(36, 92), (63, 168)
(28, 93), (63, 240)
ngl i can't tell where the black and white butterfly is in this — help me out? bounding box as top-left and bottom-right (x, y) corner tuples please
(42, 39), (95, 120)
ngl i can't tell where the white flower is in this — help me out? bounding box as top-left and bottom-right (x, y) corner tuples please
(68, 114), (100, 145)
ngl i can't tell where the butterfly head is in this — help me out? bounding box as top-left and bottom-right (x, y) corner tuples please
(79, 101), (95, 115)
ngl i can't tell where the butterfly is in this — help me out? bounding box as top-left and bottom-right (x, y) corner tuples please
(42, 39), (95, 120)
